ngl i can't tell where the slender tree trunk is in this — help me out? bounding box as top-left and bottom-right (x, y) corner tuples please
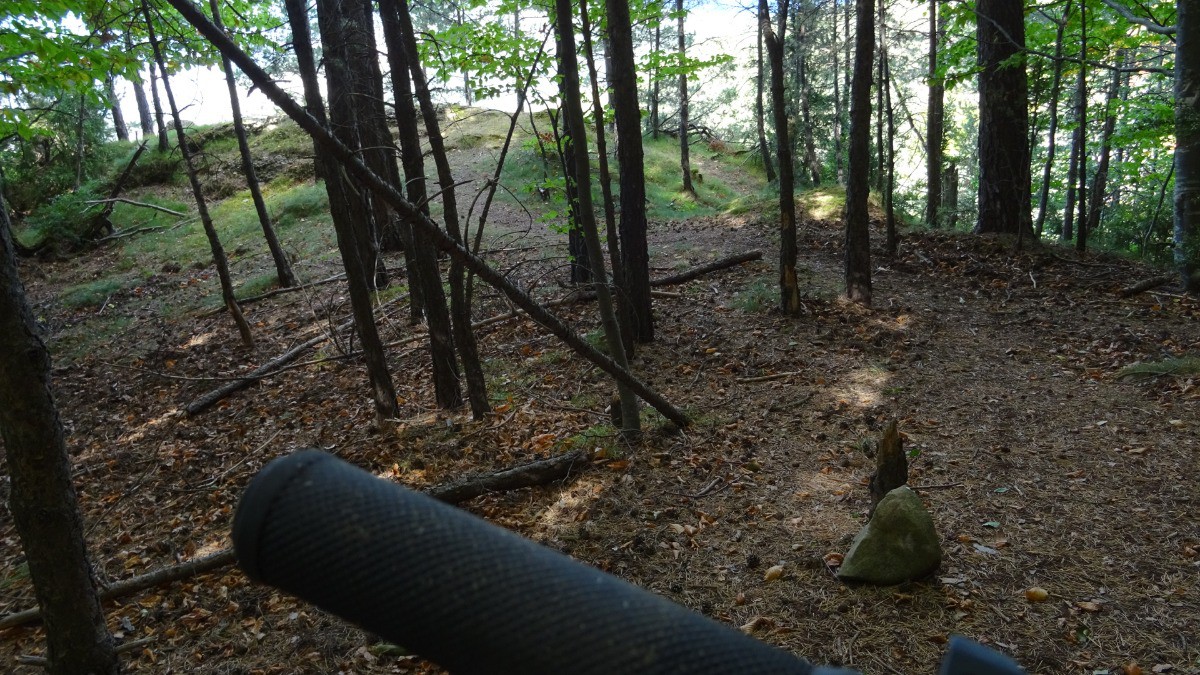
(677, 0), (696, 196)
(607, 0), (655, 344)
(553, 0), (641, 438)
(757, 28), (777, 182)
(1075, 4), (1089, 253)
(580, 0), (622, 294)
(127, 32), (155, 138)
(105, 75), (129, 142)
(282, 0), (326, 183)
(306, 0), (402, 419)
(1176, 0), (1199, 292)
(376, 0), (425, 323)
(1034, 0), (1071, 238)
(144, 1), (253, 348)
(149, 63), (169, 152)
(873, 2), (884, 195)
(0, 190), (118, 675)
(884, 45), (897, 256)
(926, 0), (943, 228)
(798, 30), (820, 185)
(832, 0), (844, 185)
(391, 0), (484, 414)
(845, 0), (874, 305)
(1062, 89), (1081, 242)
(761, 0), (799, 314)
(651, 21), (661, 139)
(211, 0), (296, 288)
(1087, 51), (1125, 237)
(73, 93), (87, 191)
(974, 0), (1032, 237)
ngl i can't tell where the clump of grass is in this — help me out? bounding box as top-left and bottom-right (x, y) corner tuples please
(1116, 357), (1200, 379)
(730, 277), (775, 313)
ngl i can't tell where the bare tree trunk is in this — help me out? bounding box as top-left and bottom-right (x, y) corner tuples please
(0, 189), (118, 675)
(926, 0), (943, 228)
(105, 75), (129, 142)
(607, 0), (655, 345)
(580, 0), (623, 294)
(143, 0), (253, 348)
(832, 0), (844, 185)
(756, 28), (777, 182)
(1034, 0), (1071, 238)
(1062, 88), (1082, 242)
(651, 21), (661, 139)
(73, 93), (87, 191)
(1075, 4), (1089, 253)
(677, 0), (696, 196)
(211, 0), (296, 288)
(282, 0), (325, 183)
(1087, 51), (1125, 237)
(149, 63), (169, 152)
(1175, 0), (1199, 292)
(797, 27), (820, 185)
(760, 0), (800, 314)
(389, 0), (486, 415)
(554, 0), (641, 438)
(873, 1), (884, 195)
(126, 32), (155, 138)
(883, 44), (897, 256)
(845, 0), (874, 306)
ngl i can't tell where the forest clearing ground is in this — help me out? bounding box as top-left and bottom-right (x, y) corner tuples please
(2, 167), (1199, 673)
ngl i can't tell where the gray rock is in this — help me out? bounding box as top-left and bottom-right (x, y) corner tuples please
(837, 486), (942, 585)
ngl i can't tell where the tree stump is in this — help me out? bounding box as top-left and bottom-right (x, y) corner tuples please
(868, 420), (908, 516)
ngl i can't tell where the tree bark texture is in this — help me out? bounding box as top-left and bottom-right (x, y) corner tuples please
(554, 0), (641, 437)
(1075, 3), (1089, 253)
(756, 29), (777, 183)
(975, 0), (1032, 237)
(127, 31), (155, 138)
(926, 0), (944, 228)
(1176, 0), (1200, 292)
(282, 0), (326, 182)
(144, 1), (254, 348)
(392, 0), (484, 414)
(760, 0), (800, 314)
(105, 75), (129, 142)
(211, 0), (297, 288)
(845, 0), (874, 305)
(0, 190), (118, 675)
(1087, 52), (1124, 237)
(607, 0), (655, 344)
(149, 63), (169, 152)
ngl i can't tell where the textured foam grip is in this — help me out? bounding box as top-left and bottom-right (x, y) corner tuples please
(232, 450), (831, 674)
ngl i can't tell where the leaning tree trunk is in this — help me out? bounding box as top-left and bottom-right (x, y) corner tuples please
(1176, 0), (1200, 292)
(554, 0), (641, 438)
(975, 0), (1032, 237)
(0, 191), (118, 675)
(392, 0), (486, 415)
(105, 75), (129, 142)
(677, 0), (696, 196)
(143, 1), (254, 347)
(607, 0), (655, 345)
(211, 0), (296, 288)
(760, 0), (799, 315)
(1034, 0), (1070, 238)
(845, 0), (874, 306)
(756, 28), (777, 183)
(926, 0), (944, 228)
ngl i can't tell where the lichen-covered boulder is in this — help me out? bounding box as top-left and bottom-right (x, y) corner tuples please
(837, 486), (941, 585)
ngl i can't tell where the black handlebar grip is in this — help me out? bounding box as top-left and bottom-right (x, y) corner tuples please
(232, 450), (850, 674)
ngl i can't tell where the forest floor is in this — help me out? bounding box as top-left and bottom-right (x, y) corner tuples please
(1, 120), (1199, 675)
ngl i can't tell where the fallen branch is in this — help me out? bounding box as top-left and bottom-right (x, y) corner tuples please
(0, 451), (591, 630)
(83, 141), (150, 241)
(651, 250), (762, 287)
(85, 198), (186, 217)
(200, 272), (347, 316)
(427, 449), (590, 504)
(737, 370), (802, 383)
(185, 334), (330, 415)
(1118, 274), (1175, 298)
